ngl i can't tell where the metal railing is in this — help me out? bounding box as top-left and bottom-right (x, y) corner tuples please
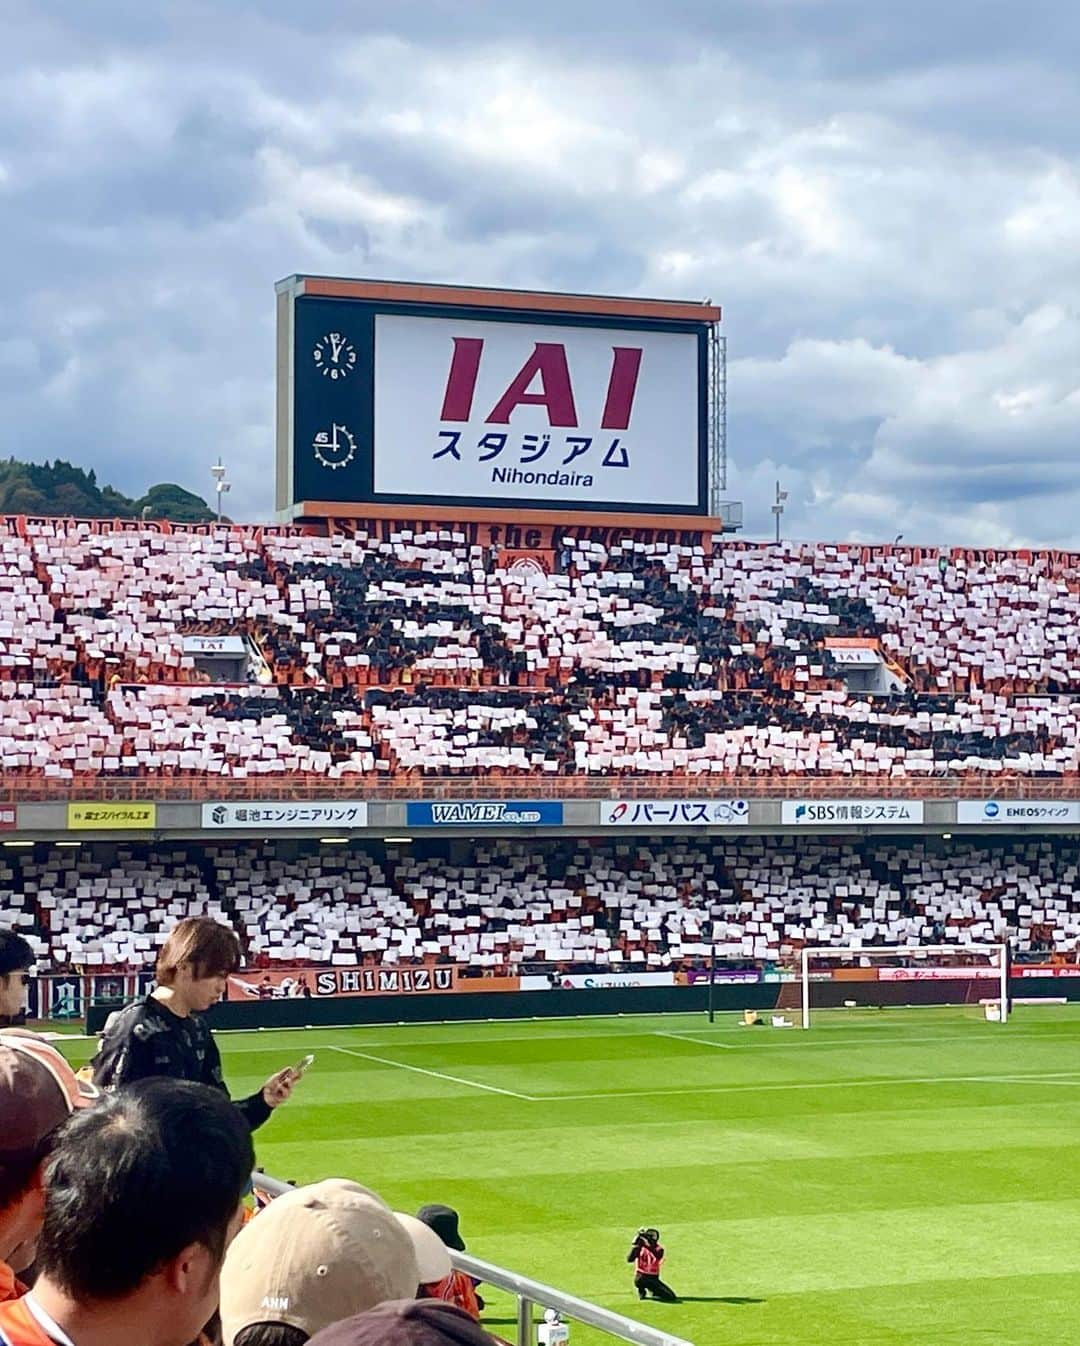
(253, 1173), (693, 1346)
(4, 771), (1080, 803)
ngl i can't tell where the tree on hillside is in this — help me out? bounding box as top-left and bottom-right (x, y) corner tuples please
(0, 458), (217, 521)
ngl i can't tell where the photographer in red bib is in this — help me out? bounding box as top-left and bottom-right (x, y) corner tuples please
(627, 1228), (678, 1303)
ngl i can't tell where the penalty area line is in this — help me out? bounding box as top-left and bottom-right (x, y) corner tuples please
(654, 1032), (737, 1050)
(326, 1044), (537, 1101)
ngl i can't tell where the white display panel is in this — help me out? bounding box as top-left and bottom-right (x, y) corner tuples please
(373, 313), (702, 509)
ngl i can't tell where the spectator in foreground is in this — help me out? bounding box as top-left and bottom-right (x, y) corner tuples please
(308, 1300), (500, 1346)
(91, 918), (296, 1130)
(221, 1179), (437, 1346)
(0, 932), (35, 1029)
(0, 1034), (98, 1302)
(0, 1078), (254, 1346)
(415, 1206), (482, 1319)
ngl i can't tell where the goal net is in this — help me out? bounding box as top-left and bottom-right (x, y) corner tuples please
(798, 943), (1009, 1029)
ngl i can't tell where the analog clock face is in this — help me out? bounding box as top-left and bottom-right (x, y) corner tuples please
(313, 332), (358, 380)
(312, 423), (357, 470)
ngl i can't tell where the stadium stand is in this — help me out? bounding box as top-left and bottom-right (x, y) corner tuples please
(0, 520), (1079, 790)
(6, 837), (1079, 971)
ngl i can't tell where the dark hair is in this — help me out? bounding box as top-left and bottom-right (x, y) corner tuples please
(0, 929), (34, 977)
(235, 1325), (309, 1346)
(156, 918), (241, 986)
(37, 1078), (254, 1300)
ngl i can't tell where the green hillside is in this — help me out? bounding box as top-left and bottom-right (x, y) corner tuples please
(0, 458), (216, 521)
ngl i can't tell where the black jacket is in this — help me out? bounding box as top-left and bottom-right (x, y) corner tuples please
(90, 994), (271, 1131)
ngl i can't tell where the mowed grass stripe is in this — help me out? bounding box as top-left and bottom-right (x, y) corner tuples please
(61, 1007), (1080, 1346)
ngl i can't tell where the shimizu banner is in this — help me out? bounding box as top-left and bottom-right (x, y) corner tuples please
(957, 800), (1080, 825)
(372, 314), (702, 511)
(226, 966), (520, 1001)
(600, 799), (749, 826)
(68, 803), (156, 830)
(201, 802), (369, 829)
(780, 800), (924, 825)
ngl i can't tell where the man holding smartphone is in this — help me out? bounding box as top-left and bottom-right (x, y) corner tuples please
(91, 918), (299, 1130)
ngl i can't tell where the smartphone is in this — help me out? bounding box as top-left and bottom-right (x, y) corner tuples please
(290, 1053), (315, 1077)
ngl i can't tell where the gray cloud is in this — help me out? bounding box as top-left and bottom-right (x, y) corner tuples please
(4, 1), (1080, 543)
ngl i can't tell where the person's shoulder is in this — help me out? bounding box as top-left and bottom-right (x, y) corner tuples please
(107, 996), (172, 1041)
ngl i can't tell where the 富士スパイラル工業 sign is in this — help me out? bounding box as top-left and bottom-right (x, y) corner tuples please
(68, 803), (156, 830)
(780, 800), (925, 825)
(956, 800), (1080, 824)
(200, 802), (369, 829)
(600, 799), (748, 826)
(406, 801), (564, 827)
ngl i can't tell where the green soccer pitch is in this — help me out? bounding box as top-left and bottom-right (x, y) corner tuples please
(64, 1005), (1080, 1346)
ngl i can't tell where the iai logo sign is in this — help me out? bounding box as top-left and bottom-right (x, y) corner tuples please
(373, 314), (703, 511)
(956, 800), (1080, 825)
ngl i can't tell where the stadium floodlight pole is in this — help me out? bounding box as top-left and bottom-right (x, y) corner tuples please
(772, 480), (788, 544)
(210, 458), (230, 524)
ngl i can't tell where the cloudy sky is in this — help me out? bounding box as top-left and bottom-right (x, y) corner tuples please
(4, 0), (1080, 545)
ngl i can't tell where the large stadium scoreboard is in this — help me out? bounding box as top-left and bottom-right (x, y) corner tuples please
(275, 275), (722, 520)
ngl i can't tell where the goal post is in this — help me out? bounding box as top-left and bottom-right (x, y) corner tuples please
(799, 943), (1009, 1029)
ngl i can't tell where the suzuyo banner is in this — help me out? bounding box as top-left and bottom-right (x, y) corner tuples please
(277, 277), (718, 517)
(406, 801), (563, 827)
(519, 971), (677, 991)
(957, 800), (1080, 825)
(201, 802), (369, 829)
(600, 799), (749, 827)
(780, 800), (924, 826)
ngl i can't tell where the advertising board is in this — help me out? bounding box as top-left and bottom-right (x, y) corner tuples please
(201, 802), (369, 830)
(519, 971), (677, 991)
(406, 801), (563, 827)
(277, 277), (718, 516)
(226, 966), (520, 1001)
(600, 799), (748, 826)
(780, 800), (924, 825)
(67, 803), (156, 830)
(956, 800), (1080, 825)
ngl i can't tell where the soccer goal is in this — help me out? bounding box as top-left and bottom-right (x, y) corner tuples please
(798, 943), (1009, 1029)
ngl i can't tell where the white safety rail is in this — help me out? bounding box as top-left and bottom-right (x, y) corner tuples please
(800, 942), (1009, 1030)
(254, 1173), (694, 1346)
